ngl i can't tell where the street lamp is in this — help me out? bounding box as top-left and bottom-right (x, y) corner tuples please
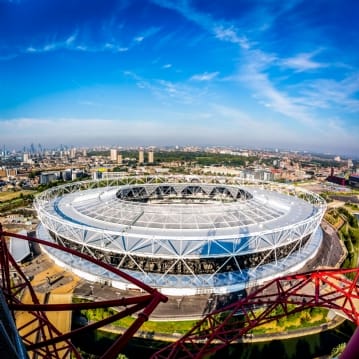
(176, 297), (183, 310)
(207, 297), (213, 312)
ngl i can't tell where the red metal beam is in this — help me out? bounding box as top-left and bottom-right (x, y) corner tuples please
(340, 326), (359, 359)
(27, 301), (147, 351)
(0, 224), (167, 359)
(2, 227), (166, 297)
(3, 222), (359, 359)
(152, 269), (359, 359)
(9, 294), (152, 311)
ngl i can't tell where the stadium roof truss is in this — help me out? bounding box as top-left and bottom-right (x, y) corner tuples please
(34, 175), (326, 294)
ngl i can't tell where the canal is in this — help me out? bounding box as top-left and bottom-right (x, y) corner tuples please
(71, 319), (356, 359)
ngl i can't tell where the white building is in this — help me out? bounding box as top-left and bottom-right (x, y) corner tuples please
(138, 149), (144, 164)
(110, 149), (118, 161)
(148, 150), (154, 164)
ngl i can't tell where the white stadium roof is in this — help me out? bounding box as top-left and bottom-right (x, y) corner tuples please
(35, 176), (326, 295)
(45, 185), (315, 238)
(9, 230), (30, 263)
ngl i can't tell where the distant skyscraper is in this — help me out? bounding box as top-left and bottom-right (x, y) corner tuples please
(138, 148), (144, 164)
(117, 154), (123, 165)
(110, 149), (117, 161)
(148, 149), (154, 164)
(70, 148), (76, 158)
(23, 153), (30, 164)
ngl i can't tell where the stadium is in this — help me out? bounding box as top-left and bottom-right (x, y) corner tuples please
(34, 175), (327, 296)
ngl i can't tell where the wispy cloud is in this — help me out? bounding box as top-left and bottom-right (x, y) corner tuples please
(23, 31), (80, 54)
(159, 2), (317, 138)
(241, 58), (316, 126)
(190, 71), (219, 81)
(154, 0), (357, 134)
(133, 27), (161, 44)
(2, 20), (132, 59)
(19, 25), (161, 56)
(213, 26), (250, 49)
(22, 32), (130, 55)
(2, 0), (357, 155)
(153, 0), (251, 50)
(152, 0), (311, 124)
(134, 36), (144, 43)
(104, 42), (128, 52)
(210, 103), (358, 153)
(124, 70), (208, 105)
(298, 73), (359, 113)
(65, 32), (77, 46)
(281, 51), (327, 72)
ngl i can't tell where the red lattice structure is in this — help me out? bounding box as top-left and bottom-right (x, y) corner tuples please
(2, 223), (359, 359)
(0, 224), (167, 359)
(152, 268), (359, 359)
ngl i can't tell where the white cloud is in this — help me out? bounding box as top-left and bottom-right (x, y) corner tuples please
(163, 63), (172, 69)
(26, 46), (37, 53)
(153, 0), (252, 51)
(190, 71), (219, 81)
(213, 26), (250, 49)
(281, 52), (327, 72)
(124, 71), (207, 105)
(65, 33), (77, 45)
(133, 27), (161, 44)
(210, 103), (358, 154)
(157, 80), (199, 104)
(22, 38), (130, 55)
(76, 45), (87, 51)
(151, 0), (345, 133)
(43, 43), (56, 52)
(245, 66), (314, 125)
(134, 36), (144, 42)
(295, 72), (359, 113)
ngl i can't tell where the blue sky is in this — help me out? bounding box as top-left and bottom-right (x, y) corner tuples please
(0, 0), (358, 156)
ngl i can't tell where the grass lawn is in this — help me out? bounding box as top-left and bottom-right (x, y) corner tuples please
(109, 315), (198, 334)
(85, 309), (199, 335)
(0, 190), (35, 202)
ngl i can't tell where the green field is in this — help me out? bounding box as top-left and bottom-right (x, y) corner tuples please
(0, 190), (36, 202)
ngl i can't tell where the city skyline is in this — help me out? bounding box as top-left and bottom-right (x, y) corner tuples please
(1, 0), (358, 157)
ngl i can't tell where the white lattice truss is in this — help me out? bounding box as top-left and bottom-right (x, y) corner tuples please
(35, 175), (326, 293)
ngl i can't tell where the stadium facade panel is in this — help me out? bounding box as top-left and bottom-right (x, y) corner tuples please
(35, 175), (326, 296)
